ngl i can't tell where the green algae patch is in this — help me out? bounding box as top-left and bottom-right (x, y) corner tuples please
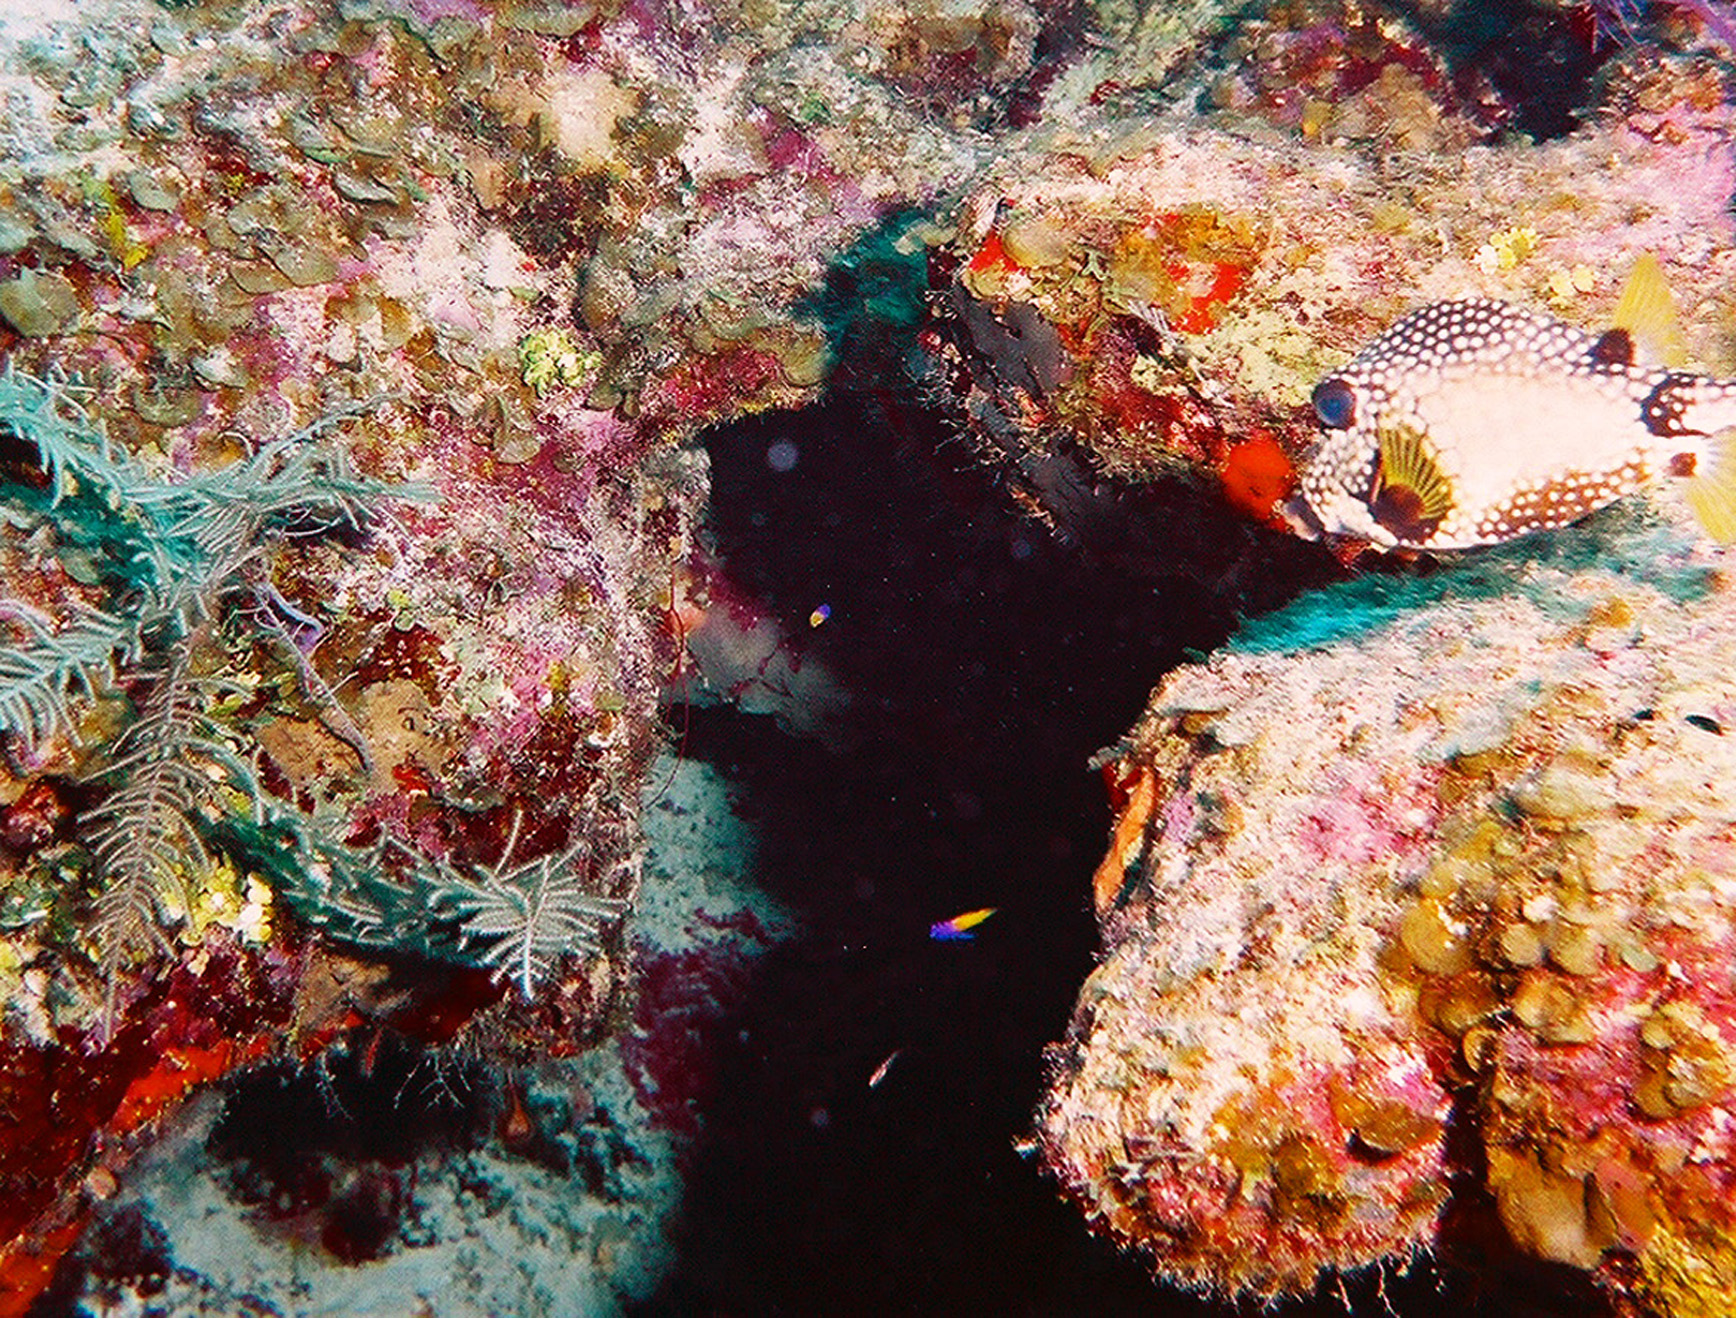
(1229, 505), (1718, 656)
(794, 209), (934, 368)
(0, 269), (79, 338)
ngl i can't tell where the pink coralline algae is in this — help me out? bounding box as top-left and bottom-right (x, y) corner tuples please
(622, 944), (757, 1147)
(1038, 517), (1736, 1314)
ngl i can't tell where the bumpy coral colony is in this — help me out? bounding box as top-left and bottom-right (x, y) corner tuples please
(893, 2), (1736, 1308)
(1039, 520), (1736, 1312)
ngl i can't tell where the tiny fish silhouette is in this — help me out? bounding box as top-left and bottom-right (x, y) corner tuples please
(1291, 256), (1736, 551)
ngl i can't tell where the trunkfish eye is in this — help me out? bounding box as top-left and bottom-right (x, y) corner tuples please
(1312, 378), (1357, 429)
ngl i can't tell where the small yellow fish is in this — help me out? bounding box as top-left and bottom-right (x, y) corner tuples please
(929, 906), (997, 940)
(1290, 256), (1736, 551)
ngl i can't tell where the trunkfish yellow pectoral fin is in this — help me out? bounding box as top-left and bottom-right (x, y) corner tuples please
(1610, 252), (1688, 369)
(1369, 423), (1453, 544)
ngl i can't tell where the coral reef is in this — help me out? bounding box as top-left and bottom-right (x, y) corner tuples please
(0, 0), (1051, 1021)
(921, 10), (1736, 545)
(2, 0), (1736, 1309)
(0, 0), (949, 1299)
(0, 0), (1003, 1297)
(49, 756), (792, 1317)
(1038, 506), (1736, 1311)
(0, 369), (429, 987)
(988, 5), (1736, 1313)
(926, 33), (1736, 1309)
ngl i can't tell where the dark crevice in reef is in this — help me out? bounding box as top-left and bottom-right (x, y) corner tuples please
(204, 1039), (491, 1267)
(637, 390), (1326, 1315)
(645, 387), (1616, 1315)
(1393, 0), (1619, 142)
(33, 1039), (494, 1316)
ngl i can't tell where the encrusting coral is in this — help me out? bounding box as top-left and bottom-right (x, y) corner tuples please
(988, 9), (1736, 1314)
(1038, 506), (1736, 1313)
(0, 0), (1068, 1303)
(921, 13), (1736, 548)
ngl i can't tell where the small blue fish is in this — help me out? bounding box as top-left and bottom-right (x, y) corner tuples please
(1291, 257), (1736, 551)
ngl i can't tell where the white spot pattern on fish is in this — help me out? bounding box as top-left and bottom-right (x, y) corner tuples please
(1292, 283), (1736, 551)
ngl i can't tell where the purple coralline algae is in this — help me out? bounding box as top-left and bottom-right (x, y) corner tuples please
(1, 0), (1736, 1310)
(974, 13), (1736, 1316)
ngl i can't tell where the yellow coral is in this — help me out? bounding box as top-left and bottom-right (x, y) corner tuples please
(166, 862), (275, 945)
(1474, 226), (1539, 274)
(519, 327), (602, 398)
(1638, 1215), (1736, 1318)
(1547, 264), (1598, 307)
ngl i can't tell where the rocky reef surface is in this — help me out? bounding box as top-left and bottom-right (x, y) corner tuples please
(927, 41), (1736, 546)
(0, 0), (1031, 1300)
(0, 0), (1733, 1312)
(52, 753), (791, 1316)
(900, 11), (1736, 1314)
(1040, 510), (1736, 1313)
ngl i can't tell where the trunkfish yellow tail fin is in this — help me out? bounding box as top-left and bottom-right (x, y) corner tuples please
(1686, 428), (1736, 542)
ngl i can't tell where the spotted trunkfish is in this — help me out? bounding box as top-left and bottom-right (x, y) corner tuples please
(1288, 256), (1736, 551)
